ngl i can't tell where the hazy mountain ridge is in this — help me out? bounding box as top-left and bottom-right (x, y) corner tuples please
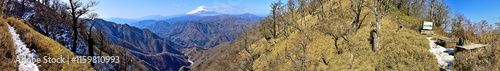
(89, 19), (190, 71)
(104, 14), (184, 24)
(129, 20), (157, 29)
(142, 14), (261, 48)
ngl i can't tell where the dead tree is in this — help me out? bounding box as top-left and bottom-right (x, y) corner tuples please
(68, 0), (98, 53)
(85, 13), (98, 67)
(370, 0), (389, 52)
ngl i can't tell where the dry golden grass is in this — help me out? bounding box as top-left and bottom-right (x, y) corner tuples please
(240, 0), (439, 70)
(452, 43), (500, 70)
(4, 17), (94, 70)
(248, 15), (438, 71)
(193, 0), (442, 70)
(451, 31), (500, 70)
(0, 17), (18, 70)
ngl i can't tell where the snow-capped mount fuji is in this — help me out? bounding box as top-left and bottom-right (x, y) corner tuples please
(186, 6), (220, 16)
(186, 10), (219, 16)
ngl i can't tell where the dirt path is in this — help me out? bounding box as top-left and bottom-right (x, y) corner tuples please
(8, 24), (39, 71)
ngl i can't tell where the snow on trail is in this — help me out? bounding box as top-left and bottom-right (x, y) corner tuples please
(427, 37), (454, 71)
(8, 24), (39, 71)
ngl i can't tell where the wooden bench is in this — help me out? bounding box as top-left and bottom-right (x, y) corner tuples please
(437, 38), (458, 48)
(451, 44), (488, 55)
(420, 30), (434, 35)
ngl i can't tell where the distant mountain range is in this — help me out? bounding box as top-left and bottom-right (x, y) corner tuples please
(104, 8), (267, 25)
(104, 14), (184, 24)
(89, 19), (189, 71)
(139, 14), (261, 48)
(97, 8), (264, 70)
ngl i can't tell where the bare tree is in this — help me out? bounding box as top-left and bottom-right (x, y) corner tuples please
(429, 0), (450, 28)
(451, 12), (466, 38)
(298, 0), (307, 26)
(478, 20), (487, 40)
(85, 12), (98, 67)
(286, 0), (297, 33)
(350, 0), (366, 32)
(298, 31), (311, 71)
(68, 0), (98, 53)
(370, 0), (389, 52)
(270, 0), (283, 38)
(317, 0), (347, 54)
(405, 0), (413, 15)
(239, 27), (254, 71)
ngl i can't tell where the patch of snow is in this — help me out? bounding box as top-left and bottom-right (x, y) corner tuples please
(427, 37), (454, 71)
(186, 6), (220, 16)
(22, 12), (35, 20)
(186, 6), (209, 15)
(8, 24), (39, 71)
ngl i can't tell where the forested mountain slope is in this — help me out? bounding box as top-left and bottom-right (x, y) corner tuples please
(89, 19), (190, 71)
(143, 14), (260, 48)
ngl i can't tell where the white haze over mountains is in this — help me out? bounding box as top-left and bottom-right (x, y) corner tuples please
(105, 5), (267, 24)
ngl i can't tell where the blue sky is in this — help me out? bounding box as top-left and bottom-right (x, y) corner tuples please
(87, 0), (281, 19)
(84, 0), (500, 24)
(446, 0), (500, 23)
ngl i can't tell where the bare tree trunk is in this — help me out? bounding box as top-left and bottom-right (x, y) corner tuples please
(87, 19), (97, 67)
(69, 0), (78, 53)
(371, 0), (388, 52)
(371, 30), (379, 52)
(72, 23), (78, 53)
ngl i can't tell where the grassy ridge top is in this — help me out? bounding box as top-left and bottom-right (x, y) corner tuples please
(193, 0), (440, 70)
(0, 17), (93, 70)
(250, 9), (438, 71)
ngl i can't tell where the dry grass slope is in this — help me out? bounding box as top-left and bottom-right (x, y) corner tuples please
(249, 11), (438, 71)
(2, 17), (94, 70)
(0, 17), (17, 70)
(193, 0), (439, 70)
